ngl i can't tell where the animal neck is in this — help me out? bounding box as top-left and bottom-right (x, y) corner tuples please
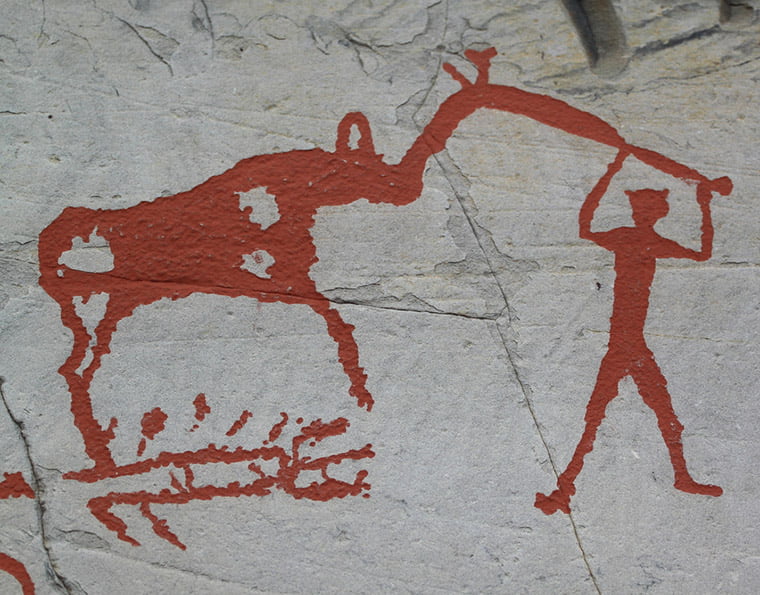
(397, 86), (485, 181)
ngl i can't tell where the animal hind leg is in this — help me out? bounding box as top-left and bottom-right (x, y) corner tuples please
(308, 299), (373, 410)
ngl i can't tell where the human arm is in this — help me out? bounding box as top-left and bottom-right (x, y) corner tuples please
(658, 181), (719, 261)
(579, 150), (628, 242)
(693, 183), (715, 261)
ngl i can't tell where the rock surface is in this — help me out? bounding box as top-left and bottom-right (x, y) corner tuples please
(1, 1), (759, 593)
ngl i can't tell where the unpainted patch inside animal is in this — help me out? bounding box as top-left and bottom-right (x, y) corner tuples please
(58, 228), (115, 272)
(240, 250), (275, 278)
(238, 187), (280, 229)
(73, 293), (110, 375)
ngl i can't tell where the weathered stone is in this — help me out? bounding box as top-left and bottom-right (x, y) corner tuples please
(1, 1), (759, 592)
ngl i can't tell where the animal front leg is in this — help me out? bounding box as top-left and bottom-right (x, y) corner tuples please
(56, 296), (118, 471)
(309, 300), (373, 410)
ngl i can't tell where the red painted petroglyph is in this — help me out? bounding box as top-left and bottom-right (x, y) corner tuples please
(141, 407), (168, 440)
(55, 393), (373, 547)
(535, 155), (730, 515)
(265, 412), (288, 444)
(0, 473), (35, 593)
(35, 47), (731, 545)
(80, 415), (372, 549)
(226, 410), (252, 437)
(0, 472), (34, 500)
(193, 393), (211, 422)
(137, 407), (168, 457)
(0, 553), (34, 595)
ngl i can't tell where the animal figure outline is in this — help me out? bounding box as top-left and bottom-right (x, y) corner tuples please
(32, 47), (731, 552)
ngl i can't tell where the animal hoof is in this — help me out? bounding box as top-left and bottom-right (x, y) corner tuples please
(350, 386), (374, 411)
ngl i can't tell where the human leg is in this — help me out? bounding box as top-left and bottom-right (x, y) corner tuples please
(535, 351), (626, 514)
(631, 354), (722, 497)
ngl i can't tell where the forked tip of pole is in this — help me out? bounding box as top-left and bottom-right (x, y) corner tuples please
(710, 176), (733, 196)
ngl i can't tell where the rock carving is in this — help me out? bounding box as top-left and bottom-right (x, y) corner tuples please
(0, 473), (35, 594)
(535, 153), (730, 515)
(30, 47), (731, 554)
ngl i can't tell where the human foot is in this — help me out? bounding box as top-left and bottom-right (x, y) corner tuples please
(534, 489), (571, 514)
(674, 477), (723, 497)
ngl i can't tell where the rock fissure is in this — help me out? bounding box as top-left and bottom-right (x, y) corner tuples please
(0, 378), (76, 594)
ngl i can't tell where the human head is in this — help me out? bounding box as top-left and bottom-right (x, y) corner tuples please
(625, 189), (669, 227)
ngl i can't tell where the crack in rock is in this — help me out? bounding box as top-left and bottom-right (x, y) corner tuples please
(0, 378), (79, 594)
(114, 16), (175, 75)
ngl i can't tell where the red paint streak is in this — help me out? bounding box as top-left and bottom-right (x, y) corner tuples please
(139, 502), (185, 550)
(137, 407), (168, 456)
(535, 152), (729, 515)
(79, 415), (372, 548)
(169, 472), (186, 493)
(193, 394), (210, 422)
(0, 553), (34, 594)
(183, 466), (195, 488)
(266, 412), (288, 443)
(0, 473), (35, 592)
(141, 407), (168, 440)
(0, 473), (34, 500)
(226, 410), (252, 437)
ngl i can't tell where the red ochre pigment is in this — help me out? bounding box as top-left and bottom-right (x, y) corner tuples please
(265, 412), (288, 444)
(0, 472), (34, 500)
(36, 48), (732, 544)
(0, 553), (34, 595)
(535, 155), (730, 515)
(53, 388), (374, 547)
(141, 407), (168, 440)
(82, 416), (373, 549)
(137, 407), (169, 456)
(192, 393), (211, 422)
(0, 474), (34, 593)
(225, 410), (252, 437)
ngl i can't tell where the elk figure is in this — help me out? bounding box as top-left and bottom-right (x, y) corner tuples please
(39, 109), (412, 471)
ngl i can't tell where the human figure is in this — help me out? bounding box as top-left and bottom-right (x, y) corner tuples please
(535, 151), (726, 515)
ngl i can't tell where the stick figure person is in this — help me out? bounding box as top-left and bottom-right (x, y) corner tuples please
(535, 151), (730, 515)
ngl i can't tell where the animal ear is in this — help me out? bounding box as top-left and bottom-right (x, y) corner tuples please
(336, 112), (375, 154)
